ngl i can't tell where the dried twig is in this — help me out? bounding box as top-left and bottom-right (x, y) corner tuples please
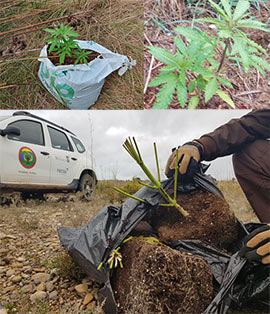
(236, 71), (253, 101)
(0, 84), (18, 89)
(0, 10), (91, 38)
(144, 33), (154, 93)
(0, 83), (33, 89)
(0, 0), (20, 5)
(0, 55), (58, 64)
(256, 70), (260, 90)
(233, 90), (263, 97)
(144, 55), (154, 94)
(0, 6), (68, 24)
(2, 26), (54, 41)
(0, 17), (68, 37)
(1, 48), (40, 57)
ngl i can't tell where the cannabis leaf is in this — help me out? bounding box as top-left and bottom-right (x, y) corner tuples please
(147, 29), (235, 109)
(44, 23), (92, 66)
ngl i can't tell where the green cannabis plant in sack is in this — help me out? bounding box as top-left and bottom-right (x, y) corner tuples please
(44, 23), (92, 65)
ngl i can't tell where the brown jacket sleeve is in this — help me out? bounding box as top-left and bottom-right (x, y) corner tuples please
(195, 109), (270, 161)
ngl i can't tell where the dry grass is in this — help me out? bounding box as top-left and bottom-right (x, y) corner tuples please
(96, 179), (142, 203)
(0, 179), (258, 226)
(0, 0), (143, 109)
(218, 179), (259, 223)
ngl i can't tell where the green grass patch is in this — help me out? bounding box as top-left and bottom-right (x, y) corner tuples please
(43, 251), (85, 280)
(16, 217), (39, 231)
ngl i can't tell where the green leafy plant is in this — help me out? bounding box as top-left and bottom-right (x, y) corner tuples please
(44, 23), (92, 65)
(232, 0), (269, 13)
(148, 28), (235, 108)
(197, 0), (270, 74)
(147, 0), (270, 109)
(73, 49), (93, 66)
(185, 0), (269, 15)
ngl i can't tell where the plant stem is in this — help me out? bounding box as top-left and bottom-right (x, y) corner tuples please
(138, 181), (157, 189)
(217, 38), (230, 73)
(174, 149), (178, 201)
(113, 186), (148, 204)
(120, 138), (188, 217)
(159, 190), (188, 217)
(154, 143), (161, 182)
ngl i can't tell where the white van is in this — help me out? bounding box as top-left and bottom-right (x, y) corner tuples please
(0, 111), (97, 200)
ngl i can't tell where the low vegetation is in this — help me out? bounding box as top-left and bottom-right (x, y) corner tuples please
(43, 251), (84, 281)
(144, 0), (270, 109)
(147, 0), (270, 109)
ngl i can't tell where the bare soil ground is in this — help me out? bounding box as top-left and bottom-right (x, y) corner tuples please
(0, 180), (267, 314)
(0, 0), (143, 110)
(144, 0), (270, 109)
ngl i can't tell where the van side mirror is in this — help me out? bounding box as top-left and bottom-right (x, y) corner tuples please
(0, 126), (21, 137)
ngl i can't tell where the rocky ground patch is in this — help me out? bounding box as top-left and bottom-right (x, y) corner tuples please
(0, 193), (113, 314)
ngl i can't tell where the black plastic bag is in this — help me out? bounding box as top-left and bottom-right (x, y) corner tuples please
(58, 164), (224, 312)
(58, 180), (173, 313)
(58, 165), (269, 313)
(173, 222), (270, 314)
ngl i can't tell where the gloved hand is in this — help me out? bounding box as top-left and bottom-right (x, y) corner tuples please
(165, 141), (203, 181)
(239, 225), (270, 265)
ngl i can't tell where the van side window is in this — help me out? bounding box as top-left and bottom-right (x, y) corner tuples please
(8, 120), (44, 146)
(71, 136), (85, 153)
(48, 126), (73, 152)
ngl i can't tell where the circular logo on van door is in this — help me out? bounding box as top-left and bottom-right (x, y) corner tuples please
(19, 147), (36, 169)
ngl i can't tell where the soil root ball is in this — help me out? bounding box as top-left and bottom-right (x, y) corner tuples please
(151, 190), (239, 245)
(112, 240), (213, 314)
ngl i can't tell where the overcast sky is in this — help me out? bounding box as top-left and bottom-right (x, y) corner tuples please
(1, 110), (251, 181)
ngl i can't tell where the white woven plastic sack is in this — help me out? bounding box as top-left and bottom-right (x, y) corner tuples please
(38, 40), (136, 109)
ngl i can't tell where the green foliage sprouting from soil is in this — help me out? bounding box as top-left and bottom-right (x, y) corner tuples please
(197, 0), (270, 74)
(0, 0), (143, 109)
(44, 23), (92, 65)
